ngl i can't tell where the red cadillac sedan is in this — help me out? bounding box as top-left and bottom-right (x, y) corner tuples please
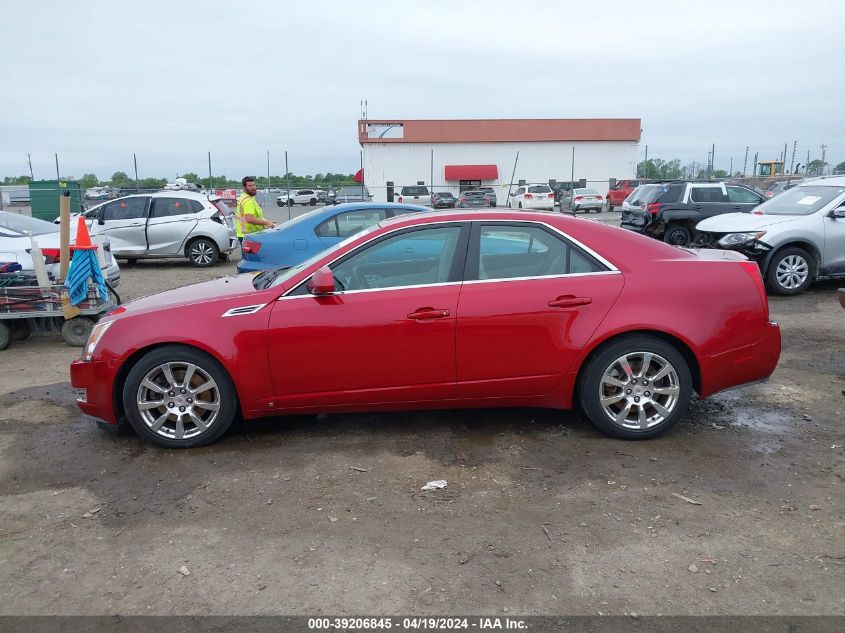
(71, 211), (781, 448)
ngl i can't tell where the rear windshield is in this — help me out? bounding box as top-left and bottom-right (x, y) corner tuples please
(464, 191), (486, 197)
(212, 199), (232, 215)
(574, 188), (598, 195)
(433, 192), (453, 197)
(756, 185), (845, 216)
(528, 185), (551, 193)
(402, 186), (429, 195)
(477, 187), (494, 193)
(0, 211), (59, 236)
(338, 186), (367, 195)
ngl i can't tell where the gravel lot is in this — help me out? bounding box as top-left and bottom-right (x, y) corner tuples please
(0, 208), (843, 616)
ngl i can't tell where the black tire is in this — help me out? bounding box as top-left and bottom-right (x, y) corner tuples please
(186, 237), (219, 267)
(607, 201), (614, 212)
(0, 322), (10, 351)
(10, 319), (32, 341)
(61, 316), (95, 347)
(578, 335), (692, 440)
(765, 246), (814, 295)
(124, 258), (138, 267)
(286, 199), (294, 207)
(663, 223), (692, 246)
(276, 199), (284, 207)
(309, 198), (317, 206)
(122, 345), (238, 448)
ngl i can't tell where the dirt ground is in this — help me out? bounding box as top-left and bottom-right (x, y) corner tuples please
(0, 217), (843, 616)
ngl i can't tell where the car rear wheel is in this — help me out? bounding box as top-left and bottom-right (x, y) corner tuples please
(766, 247), (813, 295)
(286, 199), (294, 207)
(606, 201), (614, 212)
(123, 345), (237, 448)
(663, 223), (692, 246)
(276, 199), (284, 207)
(579, 335), (692, 440)
(309, 198), (317, 205)
(186, 238), (219, 267)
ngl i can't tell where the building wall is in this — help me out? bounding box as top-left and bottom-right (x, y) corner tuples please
(362, 141), (639, 202)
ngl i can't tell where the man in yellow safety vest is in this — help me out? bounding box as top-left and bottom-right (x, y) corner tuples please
(236, 177), (275, 249)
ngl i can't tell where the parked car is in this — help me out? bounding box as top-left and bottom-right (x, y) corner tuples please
(508, 184), (555, 210)
(72, 210), (780, 448)
(0, 211), (120, 287)
(620, 181), (765, 246)
(432, 192), (457, 208)
(276, 189), (321, 207)
(332, 186), (372, 204)
(237, 202), (430, 273)
(85, 187), (116, 201)
(605, 179), (642, 212)
(476, 187), (498, 207)
(317, 189), (337, 205)
(695, 176), (845, 295)
(620, 183), (670, 215)
(559, 188), (604, 214)
(79, 192), (237, 267)
(456, 190), (492, 208)
(764, 179), (804, 199)
(396, 186), (431, 206)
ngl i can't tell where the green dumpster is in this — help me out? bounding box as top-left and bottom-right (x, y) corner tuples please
(28, 180), (84, 222)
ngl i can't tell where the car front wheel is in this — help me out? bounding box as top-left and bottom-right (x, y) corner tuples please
(579, 335), (692, 440)
(122, 345), (238, 448)
(766, 247), (813, 295)
(187, 238), (219, 267)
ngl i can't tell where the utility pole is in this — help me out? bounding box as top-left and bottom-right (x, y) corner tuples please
(729, 157), (733, 178)
(285, 150), (291, 221)
(55, 153), (60, 181)
(27, 154), (34, 180)
(710, 144), (715, 179)
(133, 153), (140, 192)
(571, 146), (575, 185)
(643, 144), (648, 178)
(790, 141), (797, 174)
(743, 146), (749, 178)
(821, 144), (828, 174)
(208, 151), (212, 187)
(783, 143), (788, 174)
(753, 152), (758, 178)
(266, 150), (271, 194)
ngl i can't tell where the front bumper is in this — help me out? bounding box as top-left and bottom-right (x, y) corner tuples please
(70, 359), (119, 424)
(692, 232), (773, 263)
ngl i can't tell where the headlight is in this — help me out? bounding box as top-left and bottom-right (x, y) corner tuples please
(82, 320), (114, 361)
(718, 231), (766, 247)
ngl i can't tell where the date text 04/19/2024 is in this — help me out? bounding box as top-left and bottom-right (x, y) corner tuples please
(307, 618), (527, 630)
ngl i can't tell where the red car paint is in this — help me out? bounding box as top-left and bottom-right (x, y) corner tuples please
(71, 211), (780, 426)
(606, 180), (641, 208)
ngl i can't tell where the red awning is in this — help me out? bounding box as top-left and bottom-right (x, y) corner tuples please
(444, 164), (498, 181)
(353, 168), (364, 183)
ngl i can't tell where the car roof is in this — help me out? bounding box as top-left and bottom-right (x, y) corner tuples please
(798, 175), (845, 187)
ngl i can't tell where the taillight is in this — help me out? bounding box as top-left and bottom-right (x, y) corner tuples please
(524, 193), (533, 199)
(549, 192), (555, 199)
(397, 196), (403, 202)
(41, 248), (61, 264)
(242, 240), (261, 254)
(647, 203), (660, 214)
(574, 196), (583, 201)
(740, 261), (769, 321)
(595, 195), (603, 200)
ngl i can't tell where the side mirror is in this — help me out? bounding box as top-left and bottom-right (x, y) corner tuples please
(98, 218), (105, 225)
(307, 266), (336, 295)
(832, 207), (845, 219)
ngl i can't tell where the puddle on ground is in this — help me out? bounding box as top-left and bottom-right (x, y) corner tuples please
(710, 392), (793, 433)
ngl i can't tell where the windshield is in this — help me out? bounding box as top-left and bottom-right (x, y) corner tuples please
(259, 225), (379, 290)
(0, 211), (59, 236)
(756, 185), (845, 216)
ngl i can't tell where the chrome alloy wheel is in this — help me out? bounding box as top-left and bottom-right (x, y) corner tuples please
(775, 254), (809, 290)
(599, 352), (680, 430)
(190, 241), (215, 265)
(136, 362), (220, 440)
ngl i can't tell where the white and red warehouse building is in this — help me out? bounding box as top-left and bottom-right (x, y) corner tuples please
(357, 118), (641, 202)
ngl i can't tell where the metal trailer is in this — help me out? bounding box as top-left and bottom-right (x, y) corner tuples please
(0, 279), (116, 349)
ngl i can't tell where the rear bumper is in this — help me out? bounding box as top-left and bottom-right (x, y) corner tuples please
(699, 321), (781, 398)
(520, 199), (555, 209)
(237, 258), (275, 273)
(70, 359), (119, 424)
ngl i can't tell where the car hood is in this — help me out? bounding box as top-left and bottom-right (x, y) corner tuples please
(117, 273), (266, 317)
(696, 212), (804, 232)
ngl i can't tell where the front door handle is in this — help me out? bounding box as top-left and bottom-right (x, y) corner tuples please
(548, 295), (592, 308)
(407, 307), (450, 320)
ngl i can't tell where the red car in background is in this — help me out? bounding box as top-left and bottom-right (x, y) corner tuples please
(71, 211), (781, 448)
(606, 179), (643, 211)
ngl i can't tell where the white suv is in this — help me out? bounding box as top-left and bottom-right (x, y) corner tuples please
(276, 189), (322, 207)
(695, 176), (845, 295)
(508, 184), (555, 211)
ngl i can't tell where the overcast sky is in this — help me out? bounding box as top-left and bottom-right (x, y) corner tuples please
(1, 0), (842, 180)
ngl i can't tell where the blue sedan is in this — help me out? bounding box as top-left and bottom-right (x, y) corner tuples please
(237, 202), (431, 273)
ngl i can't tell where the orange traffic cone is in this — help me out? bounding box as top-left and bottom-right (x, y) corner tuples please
(70, 215), (98, 251)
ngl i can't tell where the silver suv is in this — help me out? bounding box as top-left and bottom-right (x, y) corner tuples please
(695, 176), (845, 294)
(82, 191), (237, 267)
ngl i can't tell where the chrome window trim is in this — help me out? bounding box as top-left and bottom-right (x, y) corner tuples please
(278, 218), (620, 300)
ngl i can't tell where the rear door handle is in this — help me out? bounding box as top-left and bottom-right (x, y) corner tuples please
(407, 307), (450, 320)
(548, 295), (592, 308)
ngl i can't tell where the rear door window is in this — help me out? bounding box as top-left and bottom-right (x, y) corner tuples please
(690, 186), (727, 203)
(727, 186), (762, 204)
(316, 209), (387, 238)
(151, 198), (194, 218)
